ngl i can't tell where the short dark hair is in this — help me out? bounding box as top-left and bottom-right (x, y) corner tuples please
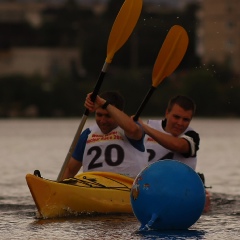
(100, 91), (125, 110)
(167, 95), (196, 115)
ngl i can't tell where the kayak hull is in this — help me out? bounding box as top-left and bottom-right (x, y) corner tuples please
(26, 171), (134, 218)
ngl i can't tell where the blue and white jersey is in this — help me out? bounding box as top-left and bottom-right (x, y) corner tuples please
(73, 124), (148, 178)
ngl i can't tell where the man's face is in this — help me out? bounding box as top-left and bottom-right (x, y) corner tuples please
(95, 108), (118, 134)
(165, 104), (193, 137)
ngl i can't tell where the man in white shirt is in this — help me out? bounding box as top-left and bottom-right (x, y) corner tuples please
(61, 91), (148, 180)
(140, 95), (199, 170)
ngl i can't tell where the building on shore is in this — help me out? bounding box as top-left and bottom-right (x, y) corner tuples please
(196, 0), (240, 74)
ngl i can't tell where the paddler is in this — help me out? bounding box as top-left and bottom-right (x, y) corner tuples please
(139, 95), (199, 170)
(61, 91), (148, 180)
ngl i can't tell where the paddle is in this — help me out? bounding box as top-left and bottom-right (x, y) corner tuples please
(133, 25), (189, 121)
(57, 0), (143, 182)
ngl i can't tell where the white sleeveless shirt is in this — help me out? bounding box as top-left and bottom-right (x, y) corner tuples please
(82, 124), (148, 178)
(145, 120), (198, 170)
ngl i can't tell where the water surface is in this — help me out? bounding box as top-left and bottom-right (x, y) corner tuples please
(0, 118), (240, 239)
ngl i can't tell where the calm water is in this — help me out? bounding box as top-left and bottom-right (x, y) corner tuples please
(0, 118), (240, 240)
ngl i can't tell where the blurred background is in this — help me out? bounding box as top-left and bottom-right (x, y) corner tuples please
(0, 0), (239, 118)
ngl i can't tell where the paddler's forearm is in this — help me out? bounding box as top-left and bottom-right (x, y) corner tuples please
(142, 123), (189, 153)
(104, 103), (142, 140)
(61, 157), (82, 180)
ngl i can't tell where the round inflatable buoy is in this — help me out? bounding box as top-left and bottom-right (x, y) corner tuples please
(130, 160), (205, 230)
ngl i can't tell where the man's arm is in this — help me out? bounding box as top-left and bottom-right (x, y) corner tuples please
(61, 157), (82, 180)
(85, 93), (143, 140)
(61, 128), (90, 181)
(142, 123), (190, 154)
(104, 103), (143, 140)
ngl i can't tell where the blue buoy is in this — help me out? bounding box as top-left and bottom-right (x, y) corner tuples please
(130, 160), (205, 230)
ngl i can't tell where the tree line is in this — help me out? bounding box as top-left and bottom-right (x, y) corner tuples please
(0, 0), (239, 118)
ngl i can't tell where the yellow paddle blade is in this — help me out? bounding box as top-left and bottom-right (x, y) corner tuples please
(152, 25), (189, 87)
(106, 0), (142, 63)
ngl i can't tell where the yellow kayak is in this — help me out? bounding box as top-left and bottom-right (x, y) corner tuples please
(26, 171), (134, 219)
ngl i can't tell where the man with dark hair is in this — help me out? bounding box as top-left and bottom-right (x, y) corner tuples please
(61, 91), (147, 180)
(140, 95), (199, 170)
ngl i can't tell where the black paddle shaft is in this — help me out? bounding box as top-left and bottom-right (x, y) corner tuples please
(84, 70), (107, 116)
(133, 86), (156, 121)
